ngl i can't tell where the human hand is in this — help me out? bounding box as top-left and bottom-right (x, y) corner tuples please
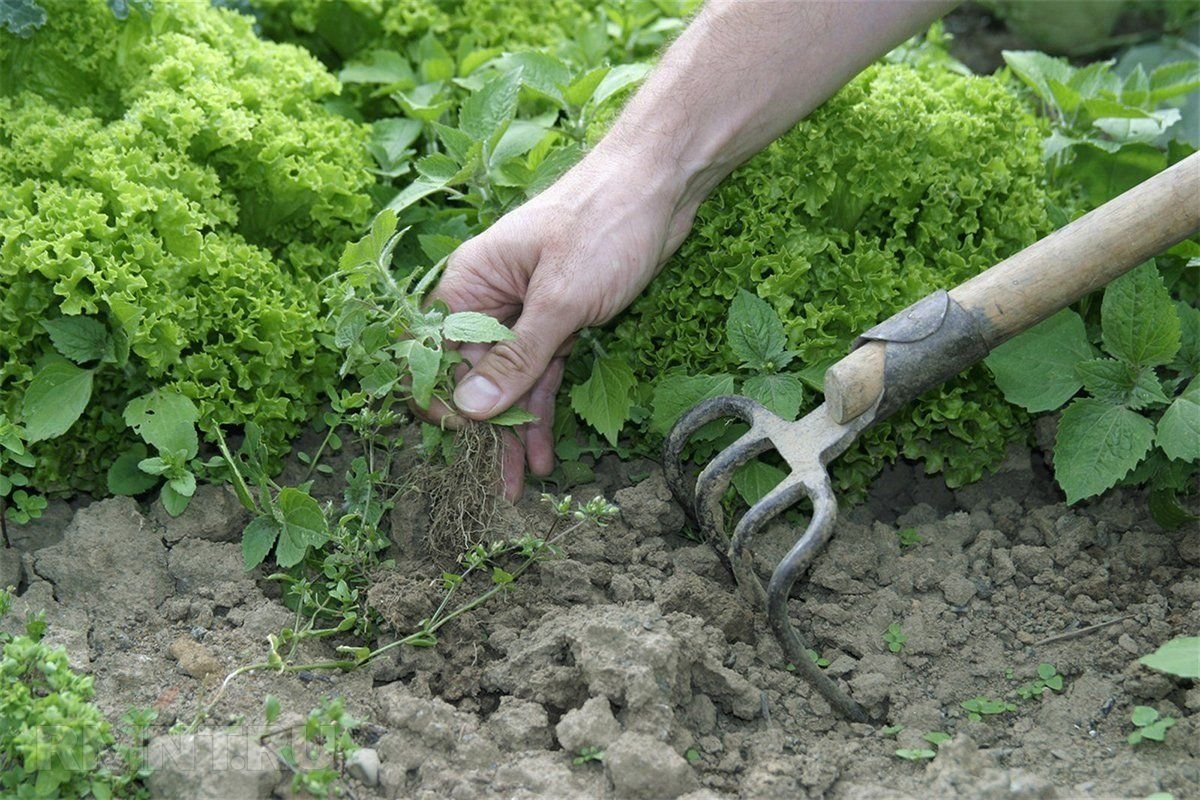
(425, 142), (700, 501)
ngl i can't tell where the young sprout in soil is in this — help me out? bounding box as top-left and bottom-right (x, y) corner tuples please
(573, 746), (606, 765)
(961, 697), (1017, 721)
(685, 748), (702, 764)
(1127, 706), (1176, 745)
(787, 649), (830, 672)
(259, 695), (359, 798)
(896, 527), (922, 548)
(1016, 662), (1064, 700)
(923, 731), (952, 746)
(895, 748), (936, 761)
(880, 725), (904, 737)
(883, 622), (907, 653)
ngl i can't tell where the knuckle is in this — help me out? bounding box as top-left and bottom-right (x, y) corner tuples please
(484, 338), (544, 378)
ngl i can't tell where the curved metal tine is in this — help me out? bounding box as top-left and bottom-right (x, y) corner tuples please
(691, 428), (773, 559)
(726, 474), (808, 610)
(766, 477), (869, 723)
(663, 395), (764, 522)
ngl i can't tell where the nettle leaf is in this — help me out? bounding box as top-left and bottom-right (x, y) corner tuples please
(1101, 263), (1180, 367)
(341, 209), (400, 272)
(1156, 377), (1200, 462)
(442, 312), (516, 343)
(1075, 358), (1169, 409)
(562, 65), (610, 107)
(591, 63), (651, 107)
(242, 515), (280, 570)
(1173, 301), (1200, 377)
(727, 290), (791, 370)
(396, 340), (441, 409)
(986, 309), (1094, 412)
(570, 355), (637, 446)
(160, 483), (190, 517)
(22, 357), (93, 443)
(1002, 50), (1075, 111)
(649, 373), (736, 436)
(415, 153), (462, 183)
(501, 51), (570, 104)
(1055, 397), (1155, 504)
(338, 50), (415, 88)
(742, 374), (804, 420)
(41, 316), (112, 365)
(460, 68), (522, 142)
(732, 460), (787, 506)
(123, 390), (199, 458)
(368, 118), (421, 177)
(273, 488), (330, 568)
(1139, 636), (1200, 679)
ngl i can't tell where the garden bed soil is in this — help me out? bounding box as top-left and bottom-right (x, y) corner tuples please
(2, 436), (1197, 800)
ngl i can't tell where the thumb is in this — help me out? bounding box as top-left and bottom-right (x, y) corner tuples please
(452, 301), (578, 420)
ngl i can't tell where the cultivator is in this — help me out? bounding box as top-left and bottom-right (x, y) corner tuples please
(665, 153), (1200, 723)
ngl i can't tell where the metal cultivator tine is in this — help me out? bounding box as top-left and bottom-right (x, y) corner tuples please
(664, 397), (879, 723)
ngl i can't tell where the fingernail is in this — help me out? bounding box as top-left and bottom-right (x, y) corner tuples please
(454, 375), (501, 415)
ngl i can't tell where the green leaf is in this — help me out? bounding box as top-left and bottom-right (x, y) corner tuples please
(123, 390), (199, 458)
(160, 483), (190, 517)
(923, 731), (952, 746)
(0, 0), (46, 37)
(591, 63), (651, 107)
(274, 488), (330, 568)
(1002, 50), (1074, 110)
(1075, 359), (1169, 409)
(264, 695), (282, 725)
(460, 68), (522, 142)
(442, 312), (516, 343)
(338, 50), (415, 87)
(21, 358), (93, 443)
(569, 355), (637, 446)
(1101, 262), (1181, 368)
(562, 65), (610, 107)
(1149, 60), (1200, 104)
(1131, 706), (1160, 727)
(1148, 488), (1199, 530)
(385, 175), (449, 214)
(727, 290), (790, 370)
(415, 152), (462, 183)
(367, 117), (421, 177)
(1055, 398), (1155, 503)
(41, 316), (112, 365)
(1070, 143), (1166, 209)
(986, 310), (1094, 412)
(742, 374), (804, 420)
(501, 51), (570, 103)
(1037, 663), (1057, 681)
(1173, 301), (1200, 377)
(1157, 378), (1200, 462)
(242, 515), (279, 570)
(489, 407), (538, 426)
(341, 209), (399, 271)
(894, 748), (936, 761)
(1138, 636), (1200, 679)
(649, 373), (736, 436)
(732, 460), (787, 506)
(394, 340), (441, 410)
(107, 444), (158, 496)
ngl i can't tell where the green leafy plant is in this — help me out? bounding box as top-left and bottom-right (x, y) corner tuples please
(896, 527), (923, 548)
(572, 745), (605, 765)
(895, 748), (936, 761)
(260, 696), (359, 798)
(883, 623), (907, 654)
(986, 262), (1198, 517)
(961, 696), (1017, 721)
(1139, 636), (1200, 679)
(1127, 705), (1176, 745)
(1015, 663), (1065, 700)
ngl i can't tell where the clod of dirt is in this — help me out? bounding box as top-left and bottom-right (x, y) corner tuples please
(555, 695), (623, 753)
(146, 733), (280, 800)
(153, 484), (249, 544)
(0, 547), (20, 588)
(483, 696), (554, 751)
(5, 498), (72, 553)
(347, 747), (381, 786)
(613, 470), (686, 537)
(656, 571), (756, 643)
(926, 735), (1058, 799)
(168, 635), (223, 682)
(33, 498), (171, 611)
(605, 731), (700, 800)
(366, 568), (438, 633)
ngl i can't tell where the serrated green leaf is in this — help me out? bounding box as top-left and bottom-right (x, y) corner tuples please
(22, 358), (93, 443)
(732, 460), (787, 506)
(1102, 263), (1181, 368)
(160, 483), (190, 517)
(1055, 398), (1155, 503)
(1157, 378), (1200, 462)
(41, 316), (112, 365)
(489, 407), (539, 426)
(339, 50), (415, 87)
(341, 209), (400, 271)
(1149, 60), (1200, 104)
(501, 51), (570, 103)
(1148, 488), (1199, 529)
(397, 340), (441, 410)
(442, 312), (516, 343)
(1002, 50), (1074, 110)
(1072, 143), (1166, 210)
(727, 290), (790, 370)
(460, 68), (522, 141)
(1139, 636), (1200, 679)
(742, 374), (804, 420)
(986, 309), (1093, 412)
(591, 62), (651, 107)
(416, 153), (462, 183)
(1075, 358), (1169, 409)
(562, 65), (610, 106)
(242, 515), (279, 570)
(107, 444), (158, 496)
(570, 355), (636, 446)
(123, 390), (199, 458)
(649, 373), (736, 436)
(273, 488), (329, 568)
(368, 117), (420, 177)
(1173, 301), (1200, 378)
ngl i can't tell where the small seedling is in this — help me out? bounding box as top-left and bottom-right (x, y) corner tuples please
(786, 649), (830, 671)
(685, 748), (702, 764)
(573, 746), (606, 765)
(895, 748), (936, 761)
(881, 725), (904, 737)
(961, 697), (1016, 721)
(1127, 706), (1176, 745)
(883, 623), (907, 653)
(897, 527), (922, 548)
(1016, 662), (1064, 699)
(923, 731), (952, 746)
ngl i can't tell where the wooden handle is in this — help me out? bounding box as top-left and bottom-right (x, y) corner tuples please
(826, 152), (1200, 423)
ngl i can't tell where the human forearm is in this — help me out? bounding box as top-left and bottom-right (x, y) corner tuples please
(596, 0), (959, 213)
